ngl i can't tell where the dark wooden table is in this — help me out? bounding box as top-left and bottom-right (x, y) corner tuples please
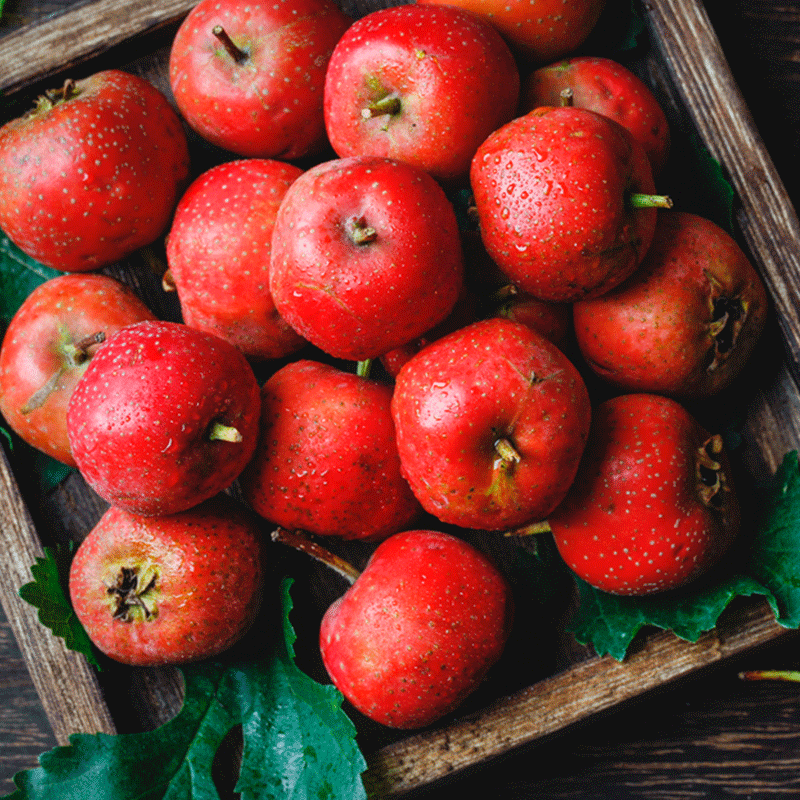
(3, 0), (800, 796)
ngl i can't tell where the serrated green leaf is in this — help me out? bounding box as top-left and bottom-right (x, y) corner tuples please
(234, 580), (367, 800)
(18, 546), (102, 670)
(569, 571), (774, 662)
(746, 451), (800, 628)
(4, 578), (367, 800)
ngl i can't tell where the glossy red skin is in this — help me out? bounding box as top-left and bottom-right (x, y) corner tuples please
(497, 294), (572, 347)
(169, 0), (351, 159)
(69, 495), (264, 666)
(165, 159), (307, 362)
(520, 56), (671, 176)
(573, 211), (769, 397)
(239, 360), (421, 540)
(323, 4), (520, 182)
(549, 394), (740, 596)
(471, 106), (657, 303)
(66, 320), (261, 516)
(0, 69), (190, 272)
(391, 317), (591, 531)
(416, 0), (605, 63)
(0, 275), (156, 465)
(319, 529), (514, 729)
(269, 156), (464, 361)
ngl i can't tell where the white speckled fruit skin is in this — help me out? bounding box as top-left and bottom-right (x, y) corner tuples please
(66, 320), (261, 516)
(0, 69), (190, 272)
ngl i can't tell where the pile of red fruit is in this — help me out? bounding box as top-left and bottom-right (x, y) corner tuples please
(0, 0), (770, 730)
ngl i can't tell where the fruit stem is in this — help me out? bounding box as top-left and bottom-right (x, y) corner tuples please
(495, 437), (521, 466)
(21, 330), (106, 413)
(361, 95), (402, 119)
(507, 520), (553, 537)
(739, 670), (800, 682)
(271, 527), (361, 585)
(208, 421), (243, 443)
(356, 359), (373, 378)
(559, 87), (574, 107)
(629, 193), (674, 209)
(213, 25), (248, 64)
(162, 269), (177, 292)
(347, 216), (378, 246)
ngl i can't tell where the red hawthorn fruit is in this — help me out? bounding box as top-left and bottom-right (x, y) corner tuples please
(470, 106), (661, 303)
(0, 69), (190, 272)
(323, 3), (520, 182)
(520, 56), (671, 177)
(548, 393), (741, 596)
(0, 274), (156, 465)
(416, 0), (606, 64)
(391, 317), (591, 531)
(164, 158), (307, 362)
(169, 0), (351, 160)
(269, 155), (464, 361)
(69, 494), (265, 666)
(572, 211), (769, 397)
(66, 320), (261, 516)
(319, 529), (514, 729)
(239, 359), (422, 540)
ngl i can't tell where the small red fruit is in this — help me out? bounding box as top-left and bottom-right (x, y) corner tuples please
(66, 320), (261, 516)
(0, 70), (190, 272)
(69, 494), (265, 666)
(0, 274), (156, 465)
(548, 393), (740, 596)
(269, 155), (463, 361)
(169, 0), (352, 159)
(164, 158), (307, 362)
(520, 56), (671, 176)
(391, 317), (591, 531)
(470, 105), (661, 302)
(323, 3), (520, 182)
(416, 0), (606, 63)
(572, 211), (769, 397)
(240, 360), (421, 540)
(319, 529), (514, 729)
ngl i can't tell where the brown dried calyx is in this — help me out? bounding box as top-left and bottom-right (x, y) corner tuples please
(696, 433), (728, 508)
(106, 565), (159, 622)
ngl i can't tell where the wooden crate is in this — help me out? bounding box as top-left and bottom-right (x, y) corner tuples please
(2, 0), (800, 795)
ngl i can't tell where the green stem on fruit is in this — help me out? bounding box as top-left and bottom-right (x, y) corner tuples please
(347, 216), (378, 246)
(494, 437), (521, 466)
(20, 330), (106, 413)
(271, 527), (362, 585)
(361, 94), (402, 120)
(213, 25), (248, 64)
(506, 519), (553, 538)
(559, 87), (574, 107)
(739, 670), (800, 682)
(628, 193), (674, 209)
(356, 359), (373, 378)
(208, 421), (243, 443)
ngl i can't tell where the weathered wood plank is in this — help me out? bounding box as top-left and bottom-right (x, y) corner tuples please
(0, 447), (116, 743)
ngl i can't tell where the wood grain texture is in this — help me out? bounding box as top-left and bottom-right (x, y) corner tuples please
(0, 447), (116, 743)
(0, 0), (194, 96)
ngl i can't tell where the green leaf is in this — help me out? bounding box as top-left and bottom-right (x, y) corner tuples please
(5, 578), (368, 800)
(746, 451), (800, 627)
(569, 571), (774, 662)
(1, 230), (62, 334)
(18, 546), (102, 670)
